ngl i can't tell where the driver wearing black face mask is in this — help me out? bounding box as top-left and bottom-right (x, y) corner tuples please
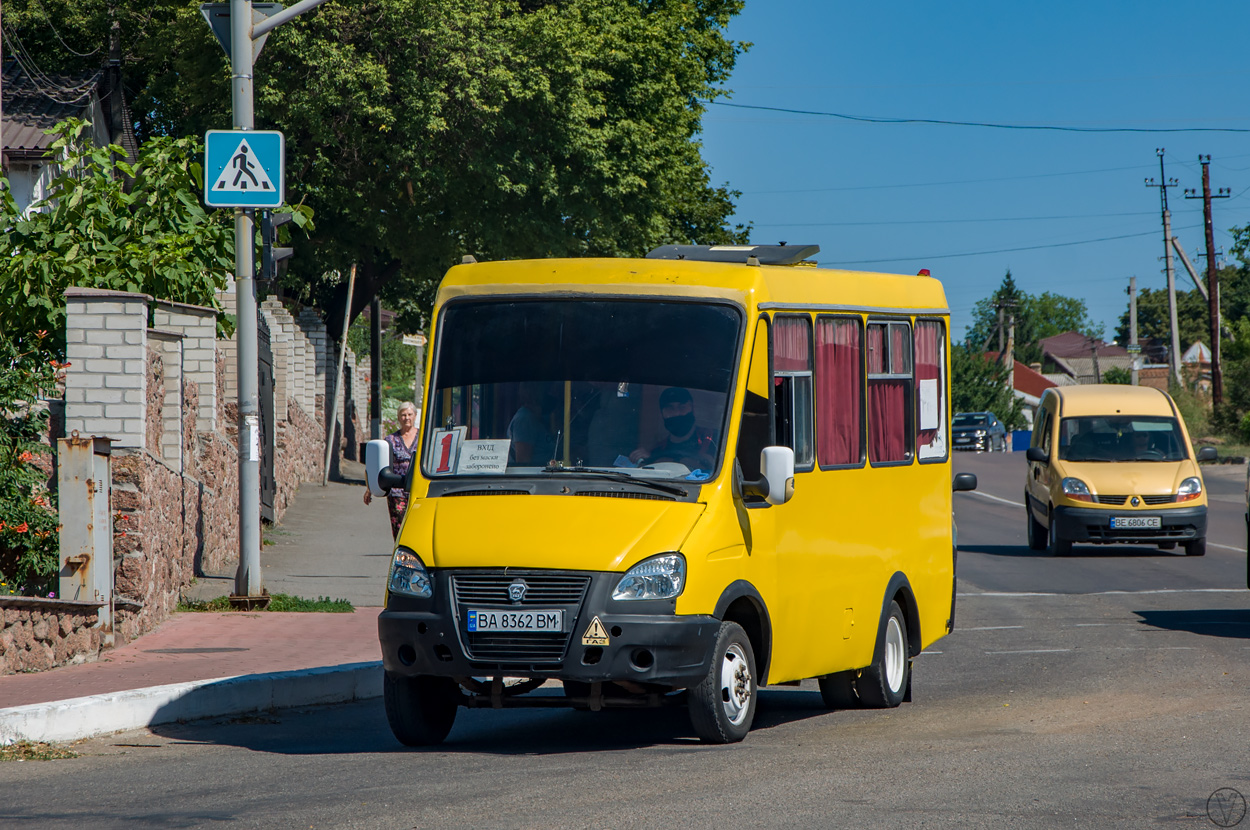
(629, 387), (718, 471)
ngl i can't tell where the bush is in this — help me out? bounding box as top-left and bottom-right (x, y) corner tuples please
(0, 333), (62, 596)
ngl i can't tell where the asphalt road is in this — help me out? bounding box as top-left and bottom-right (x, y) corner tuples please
(5, 453), (1250, 829)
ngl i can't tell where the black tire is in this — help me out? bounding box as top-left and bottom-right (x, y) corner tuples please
(1158, 542), (1177, 551)
(817, 670), (859, 709)
(688, 621), (758, 744)
(858, 600), (910, 709)
(384, 672), (460, 747)
(1048, 513), (1072, 557)
(1184, 538), (1207, 557)
(1026, 501), (1048, 551)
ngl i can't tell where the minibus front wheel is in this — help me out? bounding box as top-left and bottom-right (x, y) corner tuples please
(688, 621), (758, 743)
(384, 672), (460, 747)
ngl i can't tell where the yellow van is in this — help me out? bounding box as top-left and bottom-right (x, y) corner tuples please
(1025, 385), (1216, 557)
(367, 244), (977, 745)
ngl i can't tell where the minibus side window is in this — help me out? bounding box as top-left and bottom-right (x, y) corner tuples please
(815, 316), (864, 467)
(773, 315), (814, 471)
(915, 319), (948, 461)
(866, 321), (913, 464)
(736, 317), (771, 498)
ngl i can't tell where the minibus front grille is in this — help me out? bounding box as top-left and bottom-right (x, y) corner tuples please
(452, 573), (590, 605)
(463, 633), (568, 663)
(441, 489), (531, 497)
(574, 490), (675, 501)
(1141, 494), (1176, 505)
(1093, 495), (1128, 505)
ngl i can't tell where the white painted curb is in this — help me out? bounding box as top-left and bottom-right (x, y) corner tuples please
(0, 661), (383, 745)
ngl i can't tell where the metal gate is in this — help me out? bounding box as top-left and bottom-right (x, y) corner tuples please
(258, 314), (277, 522)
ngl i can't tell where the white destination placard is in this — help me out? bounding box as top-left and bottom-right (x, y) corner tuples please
(455, 439), (511, 475)
(918, 378), (940, 431)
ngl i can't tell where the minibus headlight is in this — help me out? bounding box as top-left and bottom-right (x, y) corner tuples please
(1177, 477), (1203, 503)
(389, 546), (433, 598)
(612, 553), (686, 601)
(1061, 477), (1094, 503)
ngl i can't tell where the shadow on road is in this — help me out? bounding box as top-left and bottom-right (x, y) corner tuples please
(146, 688), (837, 756)
(960, 543), (1182, 559)
(1134, 608), (1250, 639)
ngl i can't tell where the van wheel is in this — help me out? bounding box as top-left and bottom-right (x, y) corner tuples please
(1184, 538), (1206, 557)
(1026, 501), (1048, 551)
(858, 601), (910, 709)
(1048, 513), (1072, 556)
(688, 621), (757, 743)
(384, 672), (459, 747)
(818, 670), (859, 709)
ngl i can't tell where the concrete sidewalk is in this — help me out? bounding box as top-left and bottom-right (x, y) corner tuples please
(0, 463), (397, 744)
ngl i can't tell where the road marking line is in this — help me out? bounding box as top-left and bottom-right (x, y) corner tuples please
(985, 649), (1071, 655)
(963, 490), (1025, 508)
(921, 650), (943, 655)
(958, 625), (1025, 631)
(1210, 542), (1248, 553)
(960, 588), (1245, 597)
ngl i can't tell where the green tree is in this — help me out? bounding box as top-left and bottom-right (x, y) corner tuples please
(950, 345), (1026, 430)
(1114, 287), (1208, 355)
(1101, 366), (1131, 385)
(965, 271), (1101, 365)
(8, 0), (750, 336)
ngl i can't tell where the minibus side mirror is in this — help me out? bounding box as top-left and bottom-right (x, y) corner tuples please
(952, 472), (978, 492)
(760, 446), (795, 506)
(1025, 447), (1049, 464)
(1196, 446), (1218, 463)
(366, 438), (407, 496)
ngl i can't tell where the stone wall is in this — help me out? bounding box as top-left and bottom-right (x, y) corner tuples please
(0, 599), (105, 674)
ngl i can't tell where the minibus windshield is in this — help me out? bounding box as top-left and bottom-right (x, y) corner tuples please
(423, 299), (741, 480)
(1058, 416), (1188, 462)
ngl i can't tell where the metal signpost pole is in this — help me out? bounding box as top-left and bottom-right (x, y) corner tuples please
(230, 0), (263, 599)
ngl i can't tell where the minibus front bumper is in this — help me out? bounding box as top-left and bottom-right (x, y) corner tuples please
(1051, 504), (1207, 544)
(378, 569), (718, 688)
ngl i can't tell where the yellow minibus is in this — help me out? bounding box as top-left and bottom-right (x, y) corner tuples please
(367, 244), (976, 745)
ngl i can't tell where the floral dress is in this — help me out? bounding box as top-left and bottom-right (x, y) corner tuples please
(385, 431), (418, 539)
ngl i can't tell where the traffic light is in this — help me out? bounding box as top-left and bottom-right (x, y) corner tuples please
(259, 209), (294, 283)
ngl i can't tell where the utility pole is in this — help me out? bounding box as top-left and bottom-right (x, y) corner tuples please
(1128, 276), (1139, 386)
(216, 0), (332, 602)
(1005, 314), (1015, 399)
(370, 296), (382, 439)
(1146, 149), (1182, 386)
(1184, 155), (1231, 407)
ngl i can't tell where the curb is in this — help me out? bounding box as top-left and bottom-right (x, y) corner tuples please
(0, 661), (383, 745)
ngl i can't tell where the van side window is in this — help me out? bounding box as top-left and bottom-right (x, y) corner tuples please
(915, 319), (947, 461)
(867, 321), (913, 464)
(773, 316), (814, 470)
(815, 316), (864, 466)
(1040, 410), (1054, 454)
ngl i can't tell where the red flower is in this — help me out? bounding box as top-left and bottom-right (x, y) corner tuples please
(18, 451), (34, 463)
(14, 522), (28, 533)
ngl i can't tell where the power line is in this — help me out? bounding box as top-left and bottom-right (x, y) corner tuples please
(753, 210), (1157, 228)
(743, 163), (1175, 195)
(709, 101), (1250, 134)
(31, 0), (100, 57)
(828, 223), (1204, 265)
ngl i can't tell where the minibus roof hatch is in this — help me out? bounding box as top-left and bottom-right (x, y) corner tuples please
(646, 244), (820, 265)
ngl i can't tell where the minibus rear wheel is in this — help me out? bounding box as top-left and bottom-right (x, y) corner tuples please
(688, 621), (757, 743)
(858, 601), (909, 709)
(384, 672), (459, 747)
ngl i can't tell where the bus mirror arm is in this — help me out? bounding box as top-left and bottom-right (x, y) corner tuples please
(733, 458), (776, 504)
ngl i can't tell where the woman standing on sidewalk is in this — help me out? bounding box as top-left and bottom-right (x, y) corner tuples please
(364, 401), (419, 539)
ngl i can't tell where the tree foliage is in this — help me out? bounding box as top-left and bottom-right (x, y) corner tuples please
(964, 271), (1101, 366)
(950, 344), (1026, 430)
(7, 0), (750, 335)
(1113, 286), (1209, 357)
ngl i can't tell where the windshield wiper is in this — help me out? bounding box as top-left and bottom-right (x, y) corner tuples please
(540, 465), (691, 497)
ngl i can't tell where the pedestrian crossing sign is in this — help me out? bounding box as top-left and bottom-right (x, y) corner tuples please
(203, 129), (285, 208)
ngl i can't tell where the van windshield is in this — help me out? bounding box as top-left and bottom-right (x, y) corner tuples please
(953, 414), (988, 427)
(1057, 416), (1188, 462)
(423, 299), (741, 480)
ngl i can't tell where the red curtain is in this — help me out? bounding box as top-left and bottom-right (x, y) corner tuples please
(816, 318), (861, 466)
(774, 317), (811, 372)
(915, 321), (941, 449)
(869, 380), (906, 462)
(867, 322), (886, 374)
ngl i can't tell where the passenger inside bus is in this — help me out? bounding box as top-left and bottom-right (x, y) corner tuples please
(507, 382), (556, 465)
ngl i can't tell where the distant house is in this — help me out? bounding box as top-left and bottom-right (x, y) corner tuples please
(2, 52), (136, 215)
(985, 352), (1058, 428)
(1038, 331), (1133, 385)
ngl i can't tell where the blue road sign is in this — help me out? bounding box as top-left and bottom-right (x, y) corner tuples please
(204, 130), (285, 208)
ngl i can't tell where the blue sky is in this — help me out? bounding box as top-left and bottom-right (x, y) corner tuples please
(698, 1), (1250, 344)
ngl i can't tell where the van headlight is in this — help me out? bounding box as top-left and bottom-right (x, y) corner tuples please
(388, 546), (433, 598)
(1177, 477), (1203, 503)
(1061, 477), (1094, 503)
(612, 553), (686, 601)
